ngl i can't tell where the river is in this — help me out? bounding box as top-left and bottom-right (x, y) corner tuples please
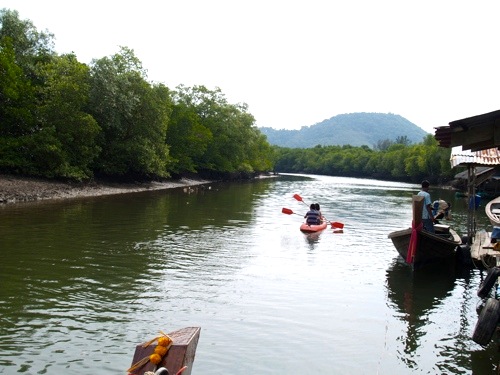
(0, 174), (498, 374)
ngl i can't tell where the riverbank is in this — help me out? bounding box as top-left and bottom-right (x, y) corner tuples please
(0, 174), (212, 204)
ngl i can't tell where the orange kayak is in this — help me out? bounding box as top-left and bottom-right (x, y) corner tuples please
(300, 221), (328, 233)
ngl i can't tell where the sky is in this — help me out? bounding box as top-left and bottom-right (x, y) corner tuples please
(2, 0), (500, 134)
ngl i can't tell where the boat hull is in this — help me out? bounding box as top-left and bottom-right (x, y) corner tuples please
(388, 226), (461, 270)
(485, 196), (500, 227)
(300, 221), (327, 233)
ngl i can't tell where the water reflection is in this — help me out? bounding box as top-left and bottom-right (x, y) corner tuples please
(386, 259), (456, 367)
(304, 231), (321, 247)
(1, 174), (499, 374)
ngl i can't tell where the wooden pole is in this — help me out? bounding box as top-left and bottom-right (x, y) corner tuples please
(412, 195), (424, 227)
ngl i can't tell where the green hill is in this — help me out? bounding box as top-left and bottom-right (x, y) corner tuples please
(259, 112), (429, 148)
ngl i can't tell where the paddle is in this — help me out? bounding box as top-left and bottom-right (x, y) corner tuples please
(291, 194), (345, 229)
(293, 193), (309, 206)
(282, 207), (301, 216)
(282, 207), (344, 229)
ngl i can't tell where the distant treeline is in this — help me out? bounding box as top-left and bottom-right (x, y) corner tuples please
(0, 9), (273, 181)
(272, 134), (456, 184)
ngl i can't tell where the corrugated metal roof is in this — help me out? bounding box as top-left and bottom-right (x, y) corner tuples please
(450, 146), (500, 167)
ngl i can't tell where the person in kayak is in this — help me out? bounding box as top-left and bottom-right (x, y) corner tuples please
(314, 203), (323, 220)
(304, 204), (321, 225)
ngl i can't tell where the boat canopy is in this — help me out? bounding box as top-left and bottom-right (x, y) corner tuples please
(435, 109), (500, 151)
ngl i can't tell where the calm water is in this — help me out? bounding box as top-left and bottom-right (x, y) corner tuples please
(0, 174), (498, 374)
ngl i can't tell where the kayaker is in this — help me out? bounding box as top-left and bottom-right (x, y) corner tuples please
(314, 203), (324, 222)
(304, 204), (321, 225)
(418, 180), (435, 233)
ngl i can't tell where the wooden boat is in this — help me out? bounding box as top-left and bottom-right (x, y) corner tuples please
(300, 221), (327, 233)
(388, 225), (461, 270)
(129, 327), (200, 375)
(388, 195), (462, 270)
(485, 195), (500, 226)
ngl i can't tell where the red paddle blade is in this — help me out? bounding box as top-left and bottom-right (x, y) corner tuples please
(282, 207), (294, 215)
(331, 222), (344, 229)
(293, 194), (303, 202)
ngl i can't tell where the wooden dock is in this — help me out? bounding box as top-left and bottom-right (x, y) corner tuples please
(129, 327), (201, 375)
(470, 230), (500, 268)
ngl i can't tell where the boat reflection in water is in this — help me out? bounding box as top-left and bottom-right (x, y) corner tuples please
(304, 228), (343, 248)
(304, 231), (321, 246)
(385, 259), (457, 368)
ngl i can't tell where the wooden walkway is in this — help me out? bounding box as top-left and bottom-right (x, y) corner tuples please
(470, 230), (500, 268)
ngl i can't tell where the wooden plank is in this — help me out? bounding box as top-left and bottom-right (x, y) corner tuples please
(452, 131), (489, 149)
(470, 230), (488, 259)
(494, 118), (500, 147)
(470, 231), (500, 268)
(129, 327), (201, 375)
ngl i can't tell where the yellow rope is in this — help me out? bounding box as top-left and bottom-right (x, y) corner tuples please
(127, 332), (174, 374)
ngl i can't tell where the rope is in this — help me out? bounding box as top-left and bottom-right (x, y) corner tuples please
(127, 331), (173, 374)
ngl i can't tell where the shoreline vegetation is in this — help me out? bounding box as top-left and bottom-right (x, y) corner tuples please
(0, 10), (455, 200)
(0, 173), (461, 206)
(0, 174), (214, 205)
(0, 10), (274, 190)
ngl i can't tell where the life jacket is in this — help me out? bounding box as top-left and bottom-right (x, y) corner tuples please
(306, 210), (321, 225)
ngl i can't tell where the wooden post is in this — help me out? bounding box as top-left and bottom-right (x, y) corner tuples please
(129, 327), (201, 375)
(412, 195), (424, 227)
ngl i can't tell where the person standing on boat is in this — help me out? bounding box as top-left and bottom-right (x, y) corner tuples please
(418, 180), (435, 233)
(304, 204), (321, 225)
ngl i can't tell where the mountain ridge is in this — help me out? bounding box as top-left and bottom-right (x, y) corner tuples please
(259, 112), (430, 148)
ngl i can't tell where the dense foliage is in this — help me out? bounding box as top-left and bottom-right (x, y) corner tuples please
(0, 9), (273, 181)
(1, 9), (455, 184)
(273, 134), (456, 184)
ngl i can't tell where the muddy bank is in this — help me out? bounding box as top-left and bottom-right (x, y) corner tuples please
(0, 174), (212, 204)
